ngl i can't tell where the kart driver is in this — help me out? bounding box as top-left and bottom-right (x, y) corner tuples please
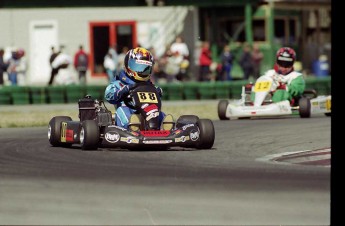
(258, 47), (305, 105)
(104, 47), (170, 130)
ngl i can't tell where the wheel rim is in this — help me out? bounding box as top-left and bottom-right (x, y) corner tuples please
(48, 125), (51, 140)
(80, 128), (85, 144)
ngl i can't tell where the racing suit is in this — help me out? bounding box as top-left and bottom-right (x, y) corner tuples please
(104, 69), (165, 129)
(259, 69), (305, 104)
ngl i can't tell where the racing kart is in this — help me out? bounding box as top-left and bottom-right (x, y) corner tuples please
(218, 75), (331, 120)
(48, 82), (215, 150)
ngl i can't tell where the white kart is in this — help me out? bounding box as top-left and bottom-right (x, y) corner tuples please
(218, 76), (331, 120)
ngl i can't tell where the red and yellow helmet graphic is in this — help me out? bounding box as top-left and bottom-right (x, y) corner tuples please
(124, 47), (154, 82)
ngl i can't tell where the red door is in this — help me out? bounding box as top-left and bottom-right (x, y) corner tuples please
(89, 21), (137, 77)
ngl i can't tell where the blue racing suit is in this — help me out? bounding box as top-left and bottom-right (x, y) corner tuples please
(104, 70), (165, 129)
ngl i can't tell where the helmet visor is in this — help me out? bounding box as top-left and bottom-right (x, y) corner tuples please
(128, 58), (152, 76)
(277, 56), (293, 68)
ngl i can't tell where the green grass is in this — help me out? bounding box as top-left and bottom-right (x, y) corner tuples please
(0, 104), (219, 128)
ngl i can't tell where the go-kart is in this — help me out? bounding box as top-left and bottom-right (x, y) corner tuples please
(48, 82), (215, 150)
(218, 75), (331, 120)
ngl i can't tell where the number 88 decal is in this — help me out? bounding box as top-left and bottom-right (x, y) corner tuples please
(137, 92), (158, 103)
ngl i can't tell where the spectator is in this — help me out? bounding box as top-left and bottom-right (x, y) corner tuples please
(73, 45), (89, 85)
(164, 50), (184, 83)
(170, 35), (189, 59)
(49, 47), (72, 85)
(239, 43), (254, 80)
(239, 43), (253, 80)
(7, 49), (25, 86)
(16, 48), (27, 86)
(104, 52), (116, 82)
(0, 49), (9, 86)
(170, 36), (190, 81)
(117, 46), (129, 74)
(198, 41), (212, 81)
(48, 47), (60, 85)
(219, 44), (234, 81)
(108, 44), (119, 73)
(251, 43), (264, 80)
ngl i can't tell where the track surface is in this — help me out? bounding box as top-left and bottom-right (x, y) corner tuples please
(0, 116), (330, 225)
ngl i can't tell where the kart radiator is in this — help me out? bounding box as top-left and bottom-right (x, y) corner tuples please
(78, 96), (96, 121)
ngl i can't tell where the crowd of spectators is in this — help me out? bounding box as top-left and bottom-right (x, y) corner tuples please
(2, 37), (328, 87)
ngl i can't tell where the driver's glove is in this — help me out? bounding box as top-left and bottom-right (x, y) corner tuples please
(155, 86), (163, 97)
(116, 84), (135, 100)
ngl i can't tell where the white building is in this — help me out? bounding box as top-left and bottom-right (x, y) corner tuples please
(0, 6), (197, 85)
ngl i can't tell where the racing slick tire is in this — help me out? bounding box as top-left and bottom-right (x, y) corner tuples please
(48, 116), (73, 147)
(217, 100), (229, 120)
(80, 120), (100, 150)
(298, 97), (311, 118)
(176, 115), (199, 128)
(195, 119), (215, 149)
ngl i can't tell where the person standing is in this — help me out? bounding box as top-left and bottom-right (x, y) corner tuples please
(103, 52), (116, 82)
(0, 49), (9, 86)
(170, 36), (190, 81)
(170, 35), (189, 59)
(198, 41), (212, 81)
(219, 44), (234, 81)
(73, 45), (89, 85)
(48, 46), (60, 85)
(239, 43), (254, 80)
(7, 49), (25, 86)
(117, 46), (129, 74)
(49, 47), (72, 85)
(251, 43), (264, 80)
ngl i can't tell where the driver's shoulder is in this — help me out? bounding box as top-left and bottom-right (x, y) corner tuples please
(261, 69), (275, 78)
(287, 71), (303, 79)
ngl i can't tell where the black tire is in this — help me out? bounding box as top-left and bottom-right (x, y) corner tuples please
(195, 119), (215, 149)
(48, 116), (73, 147)
(217, 100), (229, 120)
(80, 120), (100, 150)
(303, 89), (318, 99)
(176, 115), (199, 128)
(325, 112), (331, 117)
(299, 97), (311, 118)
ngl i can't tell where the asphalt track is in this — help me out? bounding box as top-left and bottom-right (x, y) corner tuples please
(0, 107), (331, 225)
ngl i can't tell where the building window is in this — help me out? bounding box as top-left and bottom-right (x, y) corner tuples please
(89, 21), (137, 77)
(253, 19), (265, 41)
(274, 18), (297, 46)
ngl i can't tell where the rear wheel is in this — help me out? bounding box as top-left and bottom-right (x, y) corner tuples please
(80, 120), (100, 150)
(195, 119), (215, 149)
(217, 100), (229, 120)
(299, 97), (311, 118)
(48, 116), (73, 147)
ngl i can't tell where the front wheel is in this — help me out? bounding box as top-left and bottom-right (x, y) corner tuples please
(195, 119), (215, 149)
(80, 120), (100, 150)
(217, 100), (229, 120)
(176, 115), (199, 128)
(299, 97), (311, 118)
(48, 116), (73, 147)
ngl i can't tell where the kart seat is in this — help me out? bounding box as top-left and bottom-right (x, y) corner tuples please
(161, 114), (175, 131)
(129, 114), (141, 132)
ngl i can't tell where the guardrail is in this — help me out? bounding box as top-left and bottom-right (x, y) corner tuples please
(0, 77), (331, 105)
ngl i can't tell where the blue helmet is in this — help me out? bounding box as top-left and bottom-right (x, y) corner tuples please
(124, 47), (154, 82)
